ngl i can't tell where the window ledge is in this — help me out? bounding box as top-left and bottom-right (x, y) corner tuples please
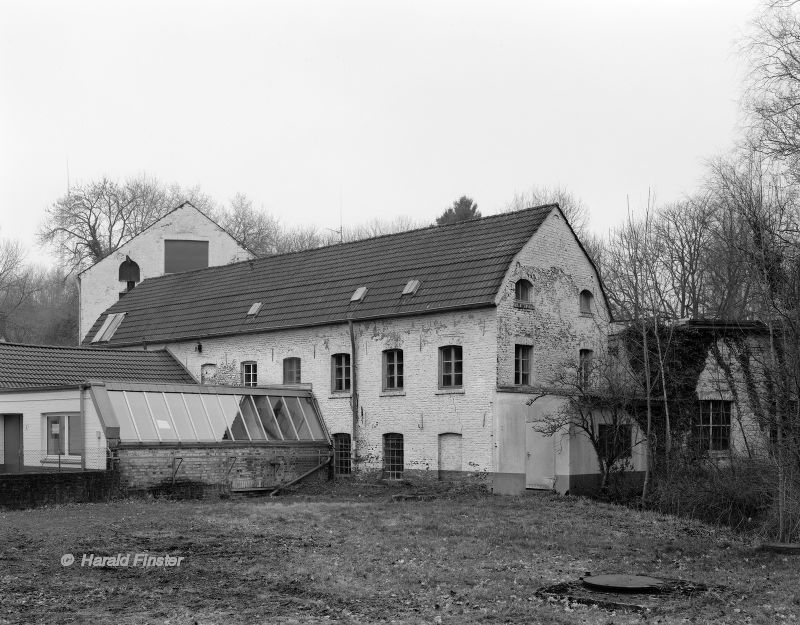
(513, 301), (535, 310)
(436, 388), (465, 395)
(497, 385), (535, 393)
(41, 456), (82, 465)
(328, 393), (352, 400)
(380, 390), (406, 397)
(579, 312), (593, 318)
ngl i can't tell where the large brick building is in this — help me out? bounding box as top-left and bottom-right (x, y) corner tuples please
(81, 204), (648, 494)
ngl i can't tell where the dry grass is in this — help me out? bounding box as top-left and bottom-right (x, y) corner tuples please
(0, 482), (798, 624)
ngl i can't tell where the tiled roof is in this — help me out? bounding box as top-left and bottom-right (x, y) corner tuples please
(0, 342), (196, 390)
(83, 205), (559, 347)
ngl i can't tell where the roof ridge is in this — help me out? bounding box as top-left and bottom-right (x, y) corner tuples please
(0, 341), (170, 353)
(124, 203), (559, 286)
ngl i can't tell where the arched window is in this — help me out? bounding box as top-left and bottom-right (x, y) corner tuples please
(515, 279), (532, 302)
(118, 256), (140, 294)
(579, 289), (594, 315)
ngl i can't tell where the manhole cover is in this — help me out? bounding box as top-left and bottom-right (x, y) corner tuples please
(583, 574), (667, 593)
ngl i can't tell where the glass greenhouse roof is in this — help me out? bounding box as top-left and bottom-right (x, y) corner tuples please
(90, 382), (330, 444)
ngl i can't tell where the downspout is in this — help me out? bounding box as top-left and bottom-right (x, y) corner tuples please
(348, 318), (359, 468)
(79, 384), (86, 470)
(76, 275), (82, 344)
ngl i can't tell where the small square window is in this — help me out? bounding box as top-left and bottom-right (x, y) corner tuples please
(45, 415), (82, 456)
(697, 400), (731, 452)
(241, 362), (258, 387)
(283, 357), (301, 384)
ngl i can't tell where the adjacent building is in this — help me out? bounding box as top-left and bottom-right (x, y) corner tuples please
(77, 202), (252, 343)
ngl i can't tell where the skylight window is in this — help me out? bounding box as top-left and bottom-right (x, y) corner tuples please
(351, 286), (368, 302)
(91, 312), (126, 343)
(247, 302), (263, 316)
(402, 279), (421, 296)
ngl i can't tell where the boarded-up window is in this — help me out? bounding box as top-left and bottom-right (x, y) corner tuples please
(164, 240), (209, 273)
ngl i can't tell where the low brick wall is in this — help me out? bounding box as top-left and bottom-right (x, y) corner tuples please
(0, 470), (121, 509)
(114, 443), (332, 493)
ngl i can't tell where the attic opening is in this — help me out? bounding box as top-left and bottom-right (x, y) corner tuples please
(118, 257), (140, 297)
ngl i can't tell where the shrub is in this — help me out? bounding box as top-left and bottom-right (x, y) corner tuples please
(649, 454), (773, 532)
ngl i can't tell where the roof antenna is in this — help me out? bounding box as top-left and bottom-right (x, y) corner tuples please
(326, 186), (344, 244)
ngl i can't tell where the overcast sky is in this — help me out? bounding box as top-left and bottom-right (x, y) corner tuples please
(0, 0), (760, 265)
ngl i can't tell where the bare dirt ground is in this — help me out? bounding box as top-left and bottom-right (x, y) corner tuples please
(0, 480), (797, 624)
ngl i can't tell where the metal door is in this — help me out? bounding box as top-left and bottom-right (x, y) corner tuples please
(3, 415), (23, 473)
(525, 422), (554, 489)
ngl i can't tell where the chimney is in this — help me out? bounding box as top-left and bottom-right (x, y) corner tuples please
(0, 311), (7, 342)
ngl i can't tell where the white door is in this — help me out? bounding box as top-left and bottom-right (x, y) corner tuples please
(525, 422), (554, 489)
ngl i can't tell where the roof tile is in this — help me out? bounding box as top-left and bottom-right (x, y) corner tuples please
(84, 205), (556, 346)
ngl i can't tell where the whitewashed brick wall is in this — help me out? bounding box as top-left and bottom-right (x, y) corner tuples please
(154, 308), (498, 475)
(78, 205), (252, 342)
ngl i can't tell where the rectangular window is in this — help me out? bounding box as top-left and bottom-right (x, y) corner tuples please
(46, 415), (82, 456)
(383, 350), (404, 390)
(697, 400), (732, 452)
(598, 423), (631, 460)
(283, 358), (301, 384)
(383, 433), (404, 479)
(164, 240), (209, 273)
(514, 344), (532, 385)
(332, 354), (351, 392)
(333, 433), (352, 475)
(439, 346), (463, 388)
(241, 362), (258, 387)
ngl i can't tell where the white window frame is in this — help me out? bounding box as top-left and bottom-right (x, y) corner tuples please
(42, 413), (83, 462)
(241, 361), (258, 387)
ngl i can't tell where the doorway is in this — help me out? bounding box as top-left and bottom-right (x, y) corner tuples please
(525, 421), (554, 489)
(438, 433), (463, 478)
(2, 415), (23, 473)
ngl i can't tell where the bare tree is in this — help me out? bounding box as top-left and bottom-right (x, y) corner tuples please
(530, 350), (643, 493)
(39, 176), (220, 273)
(745, 2), (800, 175)
(219, 193), (281, 256)
(504, 185), (590, 238)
